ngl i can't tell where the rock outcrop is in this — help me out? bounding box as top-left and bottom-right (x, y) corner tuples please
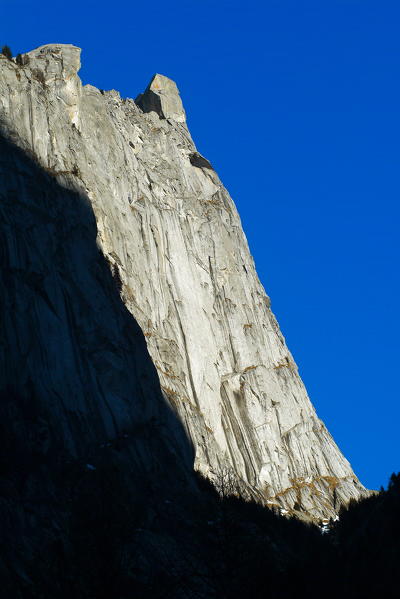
(136, 73), (186, 123)
(0, 44), (366, 519)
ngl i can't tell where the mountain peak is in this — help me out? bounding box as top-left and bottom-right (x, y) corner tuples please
(0, 44), (366, 519)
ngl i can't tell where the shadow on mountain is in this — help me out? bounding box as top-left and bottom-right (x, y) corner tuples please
(0, 133), (398, 598)
(0, 130), (194, 595)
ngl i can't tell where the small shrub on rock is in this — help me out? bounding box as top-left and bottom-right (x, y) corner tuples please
(1, 45), (12, 60)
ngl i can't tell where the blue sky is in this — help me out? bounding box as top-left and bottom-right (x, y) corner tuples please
(3, 0), (399, 490)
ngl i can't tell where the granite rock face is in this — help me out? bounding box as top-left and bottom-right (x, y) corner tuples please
(0, 44), (366, 518)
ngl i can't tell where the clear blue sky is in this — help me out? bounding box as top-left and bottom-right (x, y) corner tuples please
(3, 0), (399, 490)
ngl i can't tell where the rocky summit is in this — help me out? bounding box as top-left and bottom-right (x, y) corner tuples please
(0, 43), (367, 524)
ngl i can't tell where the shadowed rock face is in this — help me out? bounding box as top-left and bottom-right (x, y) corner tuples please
(0, 132), (201, 595)
(0, 44), (367, 518)
(0, 132), (194, 480)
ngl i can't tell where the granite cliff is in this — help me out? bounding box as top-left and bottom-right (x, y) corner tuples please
(0, 43), (366, 521)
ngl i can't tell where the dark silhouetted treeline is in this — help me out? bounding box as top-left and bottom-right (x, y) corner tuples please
(0, 439), (398, 599)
